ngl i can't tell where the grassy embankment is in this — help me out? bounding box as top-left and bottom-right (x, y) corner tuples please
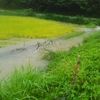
(0, 31), (100, 100)
(0, 15), (80, 47)
(61, 31), (84, 39)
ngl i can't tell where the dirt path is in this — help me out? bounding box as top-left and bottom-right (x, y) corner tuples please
(0, 27), (99, 79)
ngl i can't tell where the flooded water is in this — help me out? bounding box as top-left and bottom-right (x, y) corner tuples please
(0, 27), (99, 79)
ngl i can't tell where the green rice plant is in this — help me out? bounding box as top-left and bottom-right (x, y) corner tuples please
(0, 15), (80, 40)
(62, 31), (84, 39)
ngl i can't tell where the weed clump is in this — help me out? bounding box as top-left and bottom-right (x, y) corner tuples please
(62, 31), (84, 39)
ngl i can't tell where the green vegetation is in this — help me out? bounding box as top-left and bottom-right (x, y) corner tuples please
(0, 0), (100, 17)
(0, 15), (80, 47)
(0, 0), (99, 99)
(62, 31), (84, 39)
(0, 9), (100, 26)
(0, 31), (99, 100)
(42, 14), (100, 26)
(0, 15), (80, 39)
(0, 9), (34, 16)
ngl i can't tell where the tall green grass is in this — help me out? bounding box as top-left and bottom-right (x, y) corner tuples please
(61, 31), (84, 39)
(0, 32), (100, 99)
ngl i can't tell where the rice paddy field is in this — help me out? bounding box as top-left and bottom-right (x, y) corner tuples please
(0, 15), (81, 47)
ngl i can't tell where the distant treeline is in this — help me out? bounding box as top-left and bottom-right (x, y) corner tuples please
(0, 0), (100, 16)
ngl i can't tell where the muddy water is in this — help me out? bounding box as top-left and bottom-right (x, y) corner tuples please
(0, 27), (99, 79)
(0, 39), (48, 78)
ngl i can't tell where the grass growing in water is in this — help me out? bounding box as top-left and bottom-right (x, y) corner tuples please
(61, 31), (84, 39)
(0, 38), (28, 48)
(0, 31), (100, 100)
